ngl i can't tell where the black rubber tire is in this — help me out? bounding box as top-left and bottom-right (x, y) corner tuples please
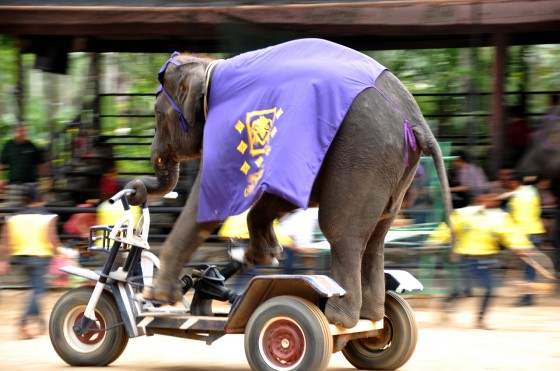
(342, 291), (418, 370)
(49, 286), (129, 366)
(244, 295), (332, 371)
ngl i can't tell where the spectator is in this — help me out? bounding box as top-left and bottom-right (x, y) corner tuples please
(536, 179), (557, 251)
(449, 149), (489, 208)
(426, 192), (535, 329)
(491, 168), (514, 194)
(505, 171), (546, 306)
(64, 198), (140, 244)
(0, 185), (62, 339)
(0, 125), (48, 206)
(277, 207), (326, 274)
(217, 210), (291, 290)
(99, 161), (122, 201)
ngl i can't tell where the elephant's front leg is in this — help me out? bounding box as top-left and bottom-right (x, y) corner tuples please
(143, 176), (218, 304)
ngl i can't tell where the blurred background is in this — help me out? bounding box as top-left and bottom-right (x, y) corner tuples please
(0, 0), (559, 291)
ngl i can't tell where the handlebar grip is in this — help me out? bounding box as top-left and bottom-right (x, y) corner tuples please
(109, 188), (137, 204)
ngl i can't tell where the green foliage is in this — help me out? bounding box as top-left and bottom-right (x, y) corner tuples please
(0, 36), (559, 178)
(0, 36), (18, 137)
(371, 48), (491, 108)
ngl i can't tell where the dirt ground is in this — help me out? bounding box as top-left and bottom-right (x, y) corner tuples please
(0, 286), (559, 371)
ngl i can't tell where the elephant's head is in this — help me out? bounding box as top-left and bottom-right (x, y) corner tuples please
(516, 105), (560, 180)
(127, 53), (212, 205)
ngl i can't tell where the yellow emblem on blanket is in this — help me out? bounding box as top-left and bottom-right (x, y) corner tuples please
(238, 107), (283, 197)
(246, 108), (277, 157)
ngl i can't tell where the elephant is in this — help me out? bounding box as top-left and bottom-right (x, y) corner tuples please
(126, 39), (453, 328)
(517, 105), (560, 182)
(516, 104), (560, 273)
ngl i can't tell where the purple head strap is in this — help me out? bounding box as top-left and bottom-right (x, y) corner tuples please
(157, 51), (189, 133)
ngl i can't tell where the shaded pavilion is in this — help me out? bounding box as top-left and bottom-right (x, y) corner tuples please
(0, 0), (559, 174)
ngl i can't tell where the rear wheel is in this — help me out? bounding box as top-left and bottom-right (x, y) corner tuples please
(245, 295), (332, 371)
(49, 286), (129, 366)
(342, 291), (418, 370)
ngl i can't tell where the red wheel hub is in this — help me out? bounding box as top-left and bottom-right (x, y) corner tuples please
(74, 312), (106, 345)
(262, 319), (305, 367)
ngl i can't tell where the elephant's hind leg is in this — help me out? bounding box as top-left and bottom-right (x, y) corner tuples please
(359, 217), (393, 321)
(319, 187), (392, 328)
(323, 236), (367, 328)
(360, 172), (415, 321)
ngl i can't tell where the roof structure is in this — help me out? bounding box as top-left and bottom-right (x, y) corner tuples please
(1, 0), (559, 54)
(1, 1), (558, 175)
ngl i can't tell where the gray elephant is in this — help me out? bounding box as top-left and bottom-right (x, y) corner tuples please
(517, 105), (560, 181)
(516, 104), (560, 273)
(126, 39), (453, 328)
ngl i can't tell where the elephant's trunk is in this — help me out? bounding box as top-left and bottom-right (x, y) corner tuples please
(125, 156), (180, 205)
(144, 167), (180, 194)
(148, 151), (181, 194)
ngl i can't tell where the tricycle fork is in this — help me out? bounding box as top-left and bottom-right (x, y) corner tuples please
(74, 190), (142, 336)
(74, 239), (124, 336)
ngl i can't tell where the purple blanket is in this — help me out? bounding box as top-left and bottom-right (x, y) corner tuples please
(198, 39), (387, 222)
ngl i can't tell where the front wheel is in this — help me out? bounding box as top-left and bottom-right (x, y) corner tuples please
(49, 286), (129, 366)
(342, 291), (418, 370)
(245, 295), (332, 371)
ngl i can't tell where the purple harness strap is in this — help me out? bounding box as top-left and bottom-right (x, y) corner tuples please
(373, 85), (417, 166)
(157, 51), (189, 132)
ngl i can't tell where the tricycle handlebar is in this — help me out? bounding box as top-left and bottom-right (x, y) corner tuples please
(109, 188), (137, 204)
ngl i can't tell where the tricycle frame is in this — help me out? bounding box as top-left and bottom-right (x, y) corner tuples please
(50, 189), (423, 370)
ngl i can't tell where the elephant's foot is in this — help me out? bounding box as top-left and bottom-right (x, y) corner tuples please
(142, 277), (183, 305)
(244, 243), (283, 266)
(325, 295), (361, 328)
(359, 302), (385, 322)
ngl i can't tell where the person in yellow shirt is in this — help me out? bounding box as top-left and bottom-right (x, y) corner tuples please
(0, 185), (62, 339)
(427, 192), (534, 329)
(505, 172), (546, 306)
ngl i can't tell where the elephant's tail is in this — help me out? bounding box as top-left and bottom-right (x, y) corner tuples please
(415, 129), (455, 245)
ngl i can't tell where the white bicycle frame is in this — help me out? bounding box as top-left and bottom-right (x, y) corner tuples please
(79, 190), (161, 322)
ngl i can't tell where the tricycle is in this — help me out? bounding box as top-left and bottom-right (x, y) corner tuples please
(49, 189), (423, 370)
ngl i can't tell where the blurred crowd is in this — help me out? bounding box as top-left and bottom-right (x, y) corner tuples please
(0, 93), (559, 337)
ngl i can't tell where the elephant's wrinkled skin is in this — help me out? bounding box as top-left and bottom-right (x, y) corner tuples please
(126, 50), (453, 328)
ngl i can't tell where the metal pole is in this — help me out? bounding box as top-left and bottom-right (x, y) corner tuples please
(490, 33), (507, 177)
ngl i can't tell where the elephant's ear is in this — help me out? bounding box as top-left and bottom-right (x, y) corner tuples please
(175, 62), (206, 130)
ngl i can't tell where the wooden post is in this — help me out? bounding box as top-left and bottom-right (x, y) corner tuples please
(490, 33), (507, 177)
